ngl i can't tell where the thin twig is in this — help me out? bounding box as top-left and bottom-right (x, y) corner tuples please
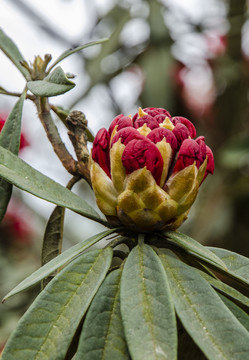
(66, 175), (81, 190)
(35, 96), (78, 176)
(0, 89), (35, 101)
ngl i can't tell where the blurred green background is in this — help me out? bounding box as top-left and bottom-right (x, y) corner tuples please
(0, 0), (249, 350)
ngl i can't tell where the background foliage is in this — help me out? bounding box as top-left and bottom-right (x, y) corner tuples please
(0, 0), (249, 353)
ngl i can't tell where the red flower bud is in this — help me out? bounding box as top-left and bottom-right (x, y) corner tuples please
(144, 107), (171, 118)
(134, 115), (159, 130)
(91, 106), (214, 232)
(111, 127), (144, 147)
(108, 114), (124, 135)
(147, 127), (178, 153)
(108, 115), (133, 135)
(203, 145), (215, 181)
(171, 116), (196, 138)
(173, 138), (206, 173)
(196, 136), (207, 162)
(92, 128), (111, 177)
(132, 107), (171, 122)
(172, 123), (191, 148)
(121, 138), (164, 184)
(154, 114), (169, 123)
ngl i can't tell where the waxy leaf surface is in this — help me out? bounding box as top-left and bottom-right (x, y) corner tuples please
(159, 248), (249, 360)
(120, 243), (177, 360)
(0, 28), (30, 79)
(27, 66), (75, 96)
(76, 268), (129, 360)
(0, 146), (104, 223)
(0, 92), (25, 221)
(3, 229), (117, 301)
(164, 230), (227, 270)
(1, 248), (113, 360)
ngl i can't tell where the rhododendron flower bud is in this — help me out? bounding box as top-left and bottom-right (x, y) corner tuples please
(90, 107), (214, 232)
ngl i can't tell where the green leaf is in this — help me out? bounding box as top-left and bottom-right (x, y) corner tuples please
(3, 228), (117, 301)
(197, 267), (249, 308)
(163, 230), (227, 270)
(0, 28), (30, 79)
(76, 268), (129, 360)
(1, 248), (113, 360)
(48, 38), (109, 71)
(42, 206), (65, 266)
(209, 247), (249, 280)
(41, 206), (65, 288)
(27, 66), (75, 96)
(120, 243), (177, 360)
(159, 248), (249, 360)
(219, 294), (249, 333)
(0, 92), (25, 222)
(0, 146), (106, 224)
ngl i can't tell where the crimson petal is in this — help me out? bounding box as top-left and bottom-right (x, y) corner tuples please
(173, 138), (203, 173)
(121, 138), (164, 184)
(111, 127), (145, 147)
(171, 116), (196, 138)
(134, 115), (159, 130)
(92, 128), (111, 177)
(147, 127), (178, 153)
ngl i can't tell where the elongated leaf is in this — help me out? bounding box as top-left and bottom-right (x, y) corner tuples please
(219, 294), (249, 332)
(41, 206), (65, 288)
(49, 38), (109, 71)
(42, 206), (65, 266)
(3, 229), (117, 301)
(197, 267), (249, 308)
(0, 92), (25, 221)
(76, 268), (129, 360)
(159, 249), (249, 360)
(27, 66), (75, 96)
(163, 230), (227, 270)
(120, 243), (177, 360)
(0, 146), (105, 224)
(0, 28), (30, 79)
(209, 247), (249, 280)
(1, 248), (113, 360)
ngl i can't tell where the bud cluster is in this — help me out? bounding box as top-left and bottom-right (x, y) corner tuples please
(90, 107), (214, 232)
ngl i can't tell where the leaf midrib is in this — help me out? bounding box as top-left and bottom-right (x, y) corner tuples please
(33, 251), (104, 360)
(165, 255), (226, 360)
(138, 245), (162, 359)
(101, 272), (123, 359)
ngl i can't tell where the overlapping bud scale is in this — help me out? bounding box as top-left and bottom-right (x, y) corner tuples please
(90, 107), (214, 232)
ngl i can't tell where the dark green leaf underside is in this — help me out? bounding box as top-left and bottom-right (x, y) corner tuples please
(0, 28), (30, 79)
(159, 248), (249, 360)
(198, 267), (249, 308)
(27, 67), (75, 96)
(1, 248), (113, 360)
(3, 228), (118, 301)
(0, 146), (103, 223)
(209, 247), (249, 280)
(76, 268), (129, 360)
(164, 230), (227, 270)
(120, 243), (177, 360)
(0, 92), (25, 221)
